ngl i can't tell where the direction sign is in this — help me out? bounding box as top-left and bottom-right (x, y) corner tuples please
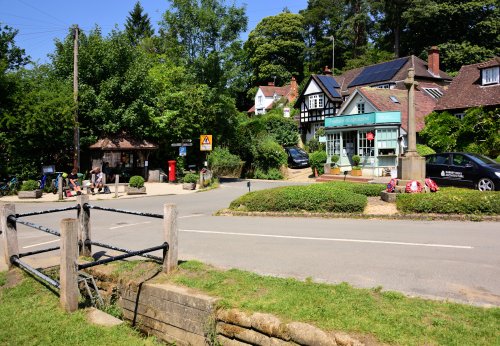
(200, 135), (212, 151)
(179, 146), (187, 156)
(171, 142), (193, 147)
(171, 143), (182, 147)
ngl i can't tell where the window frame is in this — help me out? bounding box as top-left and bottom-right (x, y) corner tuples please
(308, 94), (324, 109)
(482, 67), (499, 85)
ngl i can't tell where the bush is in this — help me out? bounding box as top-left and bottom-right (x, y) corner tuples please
(230, 184), (367, 213)
(416, 144), (435, 156)
(182, 173), (198, 184)
(325, 181), (386, 196)
(128, 176), (145, 188)
(253, 137), (287, 171)
(331, 154), (340, 166)
(396, 188), (500, 215)
(309, 150), (327, 175)
(352, 155), (361, 168)
(208, 147), (244, 178)
(20, 179), (39, 191)
(253, 167), (283, 180)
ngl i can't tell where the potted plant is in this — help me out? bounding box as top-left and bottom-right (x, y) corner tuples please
(18, 179), (43, 199)
(351, 155), (362, 176)
(331, 154), (341, 175)
(126, 175), (146, 195)
(182, 173), (198, 190)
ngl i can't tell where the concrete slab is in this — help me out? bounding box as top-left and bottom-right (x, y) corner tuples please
(86, 307), (123, 327)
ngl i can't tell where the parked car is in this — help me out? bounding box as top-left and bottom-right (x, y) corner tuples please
(285, 147), (310, 168)
(425, 152), (500, 191)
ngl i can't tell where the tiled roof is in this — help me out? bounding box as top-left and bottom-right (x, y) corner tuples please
(359, 86), (438, 132)
(89, 136), (158, 150)
(260, 85), (292, 98)
(435, 57), (500, 111)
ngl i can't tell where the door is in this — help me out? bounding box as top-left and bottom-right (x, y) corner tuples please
(450, 153), (477, 188)
(343, 131), (357, 166)
(426, 153), (450, 185)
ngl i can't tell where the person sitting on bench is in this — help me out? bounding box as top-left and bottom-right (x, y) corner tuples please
(68, 168), (82, 195)
(90, 167), (104, 195)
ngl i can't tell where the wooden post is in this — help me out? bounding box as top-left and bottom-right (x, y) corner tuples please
(1, 204), (18, 269)
(60, 218), (79, 312)
(163, 203), (178, 273)
(77, 195), (91, 257)
(58, 175), (63, 200)
(114, 174), (119, 198)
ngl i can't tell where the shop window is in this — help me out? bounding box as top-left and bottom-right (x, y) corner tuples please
(376, 128), (398, 156)
(358, 131), (375, 157)
(327, 133), (341, 157)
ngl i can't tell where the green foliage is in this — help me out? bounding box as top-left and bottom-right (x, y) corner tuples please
(306, 137), (324, 153)
(352, 155), (361, 167)
(182, 173), (198, 184)
(125, 1), (154, 45)
(420, 111), (461, 152)
(253, 137), (287, 171)
(262, 112), (299, 147)
(229, 184), (367, 213)
(20, 179), (39, 191)
(253, 167), (283, 180)
(396, 188), (500, 215)
(207, 147), (243, 178)
(416, 144), (435, 156)
(331, 154), (340, 166)
(325, 181), (386, 197)
(309, 150), (327, 175)
(245, 12), (305, 85)
(128, 175), (145, 188)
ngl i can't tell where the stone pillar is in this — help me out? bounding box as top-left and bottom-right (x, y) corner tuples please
(397, 68), (426, 182)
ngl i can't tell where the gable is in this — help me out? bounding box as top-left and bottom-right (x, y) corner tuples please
(305, 79), (322, 95)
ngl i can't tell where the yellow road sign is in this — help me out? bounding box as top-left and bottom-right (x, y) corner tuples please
(200, 135), (212, 151)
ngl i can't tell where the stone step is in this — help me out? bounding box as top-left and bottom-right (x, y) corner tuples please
(316, 174), (372, 183)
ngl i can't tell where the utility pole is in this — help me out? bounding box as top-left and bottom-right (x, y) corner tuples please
(324, 35), (335, 75)
(73, 25), (79, 170)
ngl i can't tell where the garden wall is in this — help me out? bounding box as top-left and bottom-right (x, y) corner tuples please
(119, 282), (365, 346)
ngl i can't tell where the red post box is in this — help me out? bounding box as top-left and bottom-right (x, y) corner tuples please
(168, 160), (176, 182)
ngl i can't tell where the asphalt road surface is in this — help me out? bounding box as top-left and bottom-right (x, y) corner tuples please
(4, 179), (500, 307)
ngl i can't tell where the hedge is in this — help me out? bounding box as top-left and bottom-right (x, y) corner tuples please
(229, 184), (367, 213)
(396, 188), (500, 215)
(323, 181), (386, 196)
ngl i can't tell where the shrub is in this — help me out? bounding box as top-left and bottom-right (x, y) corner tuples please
(306, 137), (324, 152)
(252, 168), (284, 180)
(230, 184), (367, 213)
(396, 188), (500, 215)
(208, 147), (244, 178)
(253, 137), (287, 171)
(309, 150), (327, 175)
(331, 154), (340, 166)
(182, 173), (198, 184)
(20, 179), (39, 191)
(325, 181), (386, 197)
(416, 144), (435, 156)
(352, 155), (361, 168)
(128, 176), (145, 188)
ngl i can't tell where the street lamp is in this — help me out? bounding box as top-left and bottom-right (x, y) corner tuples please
(324, 35), (334, 75)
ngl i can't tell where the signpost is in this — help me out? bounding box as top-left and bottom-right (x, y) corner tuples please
(179, 146), (186, 156)
(367, 132), (374, 141)
(200, 135), (212, 151)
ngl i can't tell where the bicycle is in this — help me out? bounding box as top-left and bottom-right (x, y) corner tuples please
(0, 177), (19, 196)
(51, 172), (67, 194)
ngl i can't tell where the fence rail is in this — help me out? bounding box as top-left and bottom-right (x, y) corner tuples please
(11, 256), (60, 289)
(85, 204), (163, 219)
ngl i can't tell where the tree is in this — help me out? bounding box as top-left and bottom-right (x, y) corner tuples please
(159, 0), (247, 90)
(419, 111), (461, 153)
(245, 12), (305, 86)
(0, 24), (30, 70)
(125, 1), (154, 45)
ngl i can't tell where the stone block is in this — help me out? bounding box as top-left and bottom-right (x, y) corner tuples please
(287, 322), (337, 346)
(250, 312), (289, 339)
(334, 332), (364, 346)
(143, 283), (219, 312)
(380, 191), (397, 203)
(217, 322), (271, 345)
(218, 335), (251, 346)
(217, 309), (252, 328)
(397, 156), (426, 181)
(17, 190), (43, 199)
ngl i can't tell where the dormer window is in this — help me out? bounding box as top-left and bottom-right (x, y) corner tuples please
(482, 67), (499, 85)
(357, 102), (365, 114)
(422, 87), (443, 99)
(308, 94), (323, 109)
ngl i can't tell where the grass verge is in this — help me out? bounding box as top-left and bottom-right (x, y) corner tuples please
(0, 270), (160, 346)
(158, 261), (500, 346)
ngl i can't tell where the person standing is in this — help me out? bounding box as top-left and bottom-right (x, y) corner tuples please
(90, 167), (103, 195)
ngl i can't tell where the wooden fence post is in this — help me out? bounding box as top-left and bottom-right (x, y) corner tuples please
(114, 174), (119, 198)
(1, 204), (18, 269)
(58, 175), (63, 200)
(60, 218), (79, 312)
(163, 203), (178, 273)
(77, 195), (91, 257)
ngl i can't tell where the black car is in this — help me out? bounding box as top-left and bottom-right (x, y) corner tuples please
(285, 147), (309, 168)
(425, 152), (500, 191)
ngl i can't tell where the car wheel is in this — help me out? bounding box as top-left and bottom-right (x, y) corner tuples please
(477, 178), (495, 191)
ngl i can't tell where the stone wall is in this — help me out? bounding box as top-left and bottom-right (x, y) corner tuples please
(118, 282), (365, 346)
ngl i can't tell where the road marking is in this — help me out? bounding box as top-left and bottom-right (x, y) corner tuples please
(180, 229), (473, 249)
(109, 221), (151, 230)
(179, 214), (204, 219)
(23, 239), (60, 249)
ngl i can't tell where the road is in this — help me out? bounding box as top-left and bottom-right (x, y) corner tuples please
(3, 179), (500, 307)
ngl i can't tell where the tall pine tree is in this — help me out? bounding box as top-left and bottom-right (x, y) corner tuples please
(125, 2), (154, 45)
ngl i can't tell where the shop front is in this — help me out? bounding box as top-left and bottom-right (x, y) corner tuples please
(324, 111), (402, 176)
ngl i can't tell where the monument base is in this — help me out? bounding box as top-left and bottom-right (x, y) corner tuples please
(397, 155), (426, 181)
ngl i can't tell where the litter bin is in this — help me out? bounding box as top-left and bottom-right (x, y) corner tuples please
(168, 160), (176, 182)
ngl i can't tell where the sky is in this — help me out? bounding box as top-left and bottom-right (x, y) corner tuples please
(1, 0), (309, 65)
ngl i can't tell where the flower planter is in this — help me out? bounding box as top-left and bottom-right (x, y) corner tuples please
(18, 189), (43, 199)
(331, 167), (341, 175)
(125, 186), (147, 195)
(182, 183), (196, 190)
(351, 169), (362, 176)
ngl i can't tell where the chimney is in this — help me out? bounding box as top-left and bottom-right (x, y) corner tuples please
(290, 76), (298, 101)
(323, 66), (332, 75)
(428, 46), (440, 77)
(268, 81), (275, 86)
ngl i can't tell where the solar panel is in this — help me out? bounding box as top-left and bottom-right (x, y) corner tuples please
(317, 75), (341, 98)
(348, 57), (409, 88)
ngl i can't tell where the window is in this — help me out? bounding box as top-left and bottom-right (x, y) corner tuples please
(358, 131), (375, 157)
(422, 87), (443, 99)
(389, 96), (399, 103)
(308, 94), (323, 109)
(375, 83), (393, 89)
(327, 132), (341, 157)
(376, 128), (398, 155)
(258, 96), (263, 105)
(452, 154), (473, 167)
(426, 154), (449, 165)
(454, 112), (465, 120)
(482, 67), (499, 85)
(357, 102), (365, 114)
